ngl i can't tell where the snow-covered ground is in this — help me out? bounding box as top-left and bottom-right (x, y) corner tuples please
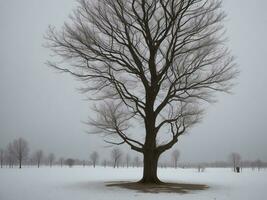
(0, 167), (266, 200)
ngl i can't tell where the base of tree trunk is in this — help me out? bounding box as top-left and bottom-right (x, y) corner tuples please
(138, 177), (162, 184)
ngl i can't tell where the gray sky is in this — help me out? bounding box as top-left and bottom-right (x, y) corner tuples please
(0, 0), (266, 162)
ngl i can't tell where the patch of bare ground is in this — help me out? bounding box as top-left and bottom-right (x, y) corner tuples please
(106, 181), (209, 194)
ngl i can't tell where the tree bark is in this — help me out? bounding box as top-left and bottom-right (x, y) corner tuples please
(139, 92), (162, 183)
(140, 150), (161, 184)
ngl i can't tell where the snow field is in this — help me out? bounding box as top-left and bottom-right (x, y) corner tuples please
(0, 167), (266, 200)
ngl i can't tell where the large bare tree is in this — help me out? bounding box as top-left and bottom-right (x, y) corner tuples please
(9, 138), (29, 169)
(46, 0), (238, 183)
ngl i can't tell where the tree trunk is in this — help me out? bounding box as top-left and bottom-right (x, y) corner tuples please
(139, 150), (161, 184)
(19, 159), (22, 169)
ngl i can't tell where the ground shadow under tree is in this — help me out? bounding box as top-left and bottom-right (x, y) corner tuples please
(106, 181), (209, 194)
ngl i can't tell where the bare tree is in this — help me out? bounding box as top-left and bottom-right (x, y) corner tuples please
(65, 158), (75, 167)
(48, 153), (55, 167)
(125, 153), (131, 168)
(172, 149), (180, 168)
(46, 0), (238, 183)
(111, 148), (122, 168)
(6, 143), (15, 168)
(255, 159), (262, 171)
(82, 160), (86, 167)
(0, 149), (4, 168)
(90, 151), (99, 168)
(9, 138), (29, 168)
(32, 150), (43, 168)
(229, 153), (241, 172)
(59, 157), (65, 167)
(102, 159), (107, 168)
(134, 156), (140, 167)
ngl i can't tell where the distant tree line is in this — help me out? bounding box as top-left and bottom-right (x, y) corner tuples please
(1, 139), (266, 171)
(0, 138), (143, 168)
(0, 138), (79, 169)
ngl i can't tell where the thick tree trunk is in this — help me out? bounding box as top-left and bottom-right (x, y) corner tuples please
(140, 87), (161, 183)
(139, 150), (161, 184)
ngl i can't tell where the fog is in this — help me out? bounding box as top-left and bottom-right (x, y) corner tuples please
(0, 0), (266, 162)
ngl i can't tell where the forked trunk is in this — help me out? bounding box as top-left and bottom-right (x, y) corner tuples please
(139, 150), (161, 184)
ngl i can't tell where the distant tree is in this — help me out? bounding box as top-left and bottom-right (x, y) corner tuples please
(0, 149), (4, 168)
(9, 138), (29, 168)
(48, 153), (55, 167)
(255, 159), (262, 171)
(90, 151), (99, 168)
(59, 157), (65, 167)
(65, 158), (75, 167)
(82, 160), (86, 167)
(32, 150), (43, 168)
(134, 156), (140, 167)
(74, 159), (81, 166)
(111, 148), (122, 168)
(197, 165), (205, 172)
(229, 153), (241, 172)
(6, 143), (15, 168)
(46, 0), (238, 183)
(102, 160), (107, 168)
(172, 149), (180, 168)
(125, 154), (131, 168)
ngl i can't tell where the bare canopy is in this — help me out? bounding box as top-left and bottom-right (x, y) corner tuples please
(229, 152), (241, 172)
(32, 150), (44, 168)
(111, 148), (122, 168)
(9, 138), (29, 169)
(0, 149), (4, 168)
(46, 0), (238, 183)
(90, 151), (99, 168)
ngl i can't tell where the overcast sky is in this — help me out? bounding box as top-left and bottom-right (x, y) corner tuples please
(0, 0), (266, 163)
